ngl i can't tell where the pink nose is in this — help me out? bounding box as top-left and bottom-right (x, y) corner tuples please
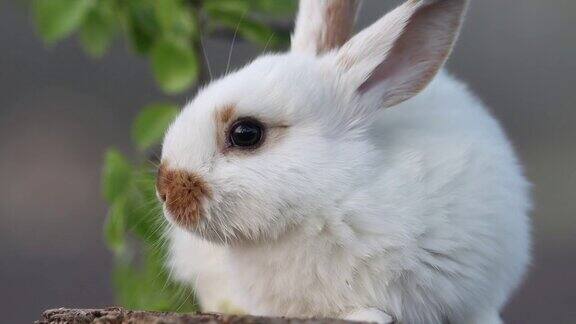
(156, 164), (211, 227)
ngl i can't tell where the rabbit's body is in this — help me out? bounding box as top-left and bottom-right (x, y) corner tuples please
(159, 1), (531, 323)
(167, 71), (530, 323)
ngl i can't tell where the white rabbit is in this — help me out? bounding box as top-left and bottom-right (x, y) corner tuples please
(157, 0), (531, 323)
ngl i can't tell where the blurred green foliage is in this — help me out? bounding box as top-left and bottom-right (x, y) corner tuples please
(32, 0), (295, 312)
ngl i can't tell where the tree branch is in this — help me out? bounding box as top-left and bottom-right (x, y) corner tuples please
(36, 307), (362, 324)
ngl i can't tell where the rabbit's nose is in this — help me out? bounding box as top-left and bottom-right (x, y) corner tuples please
(156, 164), (211, 227)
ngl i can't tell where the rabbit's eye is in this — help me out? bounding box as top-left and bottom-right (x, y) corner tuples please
(228, 118), (264, 149)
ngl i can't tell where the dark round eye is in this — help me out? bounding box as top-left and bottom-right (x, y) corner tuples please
(229, 118), (264, 148)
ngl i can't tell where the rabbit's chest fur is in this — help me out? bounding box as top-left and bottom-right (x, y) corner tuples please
(228, 223), (371, 317)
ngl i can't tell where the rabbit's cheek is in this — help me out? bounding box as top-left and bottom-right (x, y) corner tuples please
(156, 164), (212, 228)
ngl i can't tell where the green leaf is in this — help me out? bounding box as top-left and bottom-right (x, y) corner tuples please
(125, 0), (159, 54)
(125, 169), (164, 243)
(112, 246), (198, 311)
(206, 0), (296, 15)
(249, 0), (297, 15)
(124, 183), (160, 245)
(33, 0), (93, 44)
(204, 0), (250, 16)
(236, 18), (285, 47)
(104, 197), (127, 255)
(80, 0), (117, 57)
(112, 261), (139, 308)
(132, 103), (179, 151)
(204, 0), (296, 17)
(208, 8), (286, 48)
(155, 0), (199, 43)
(155, 0), (181, 33)
(151, 39), (199, 93)
(102, 149), (132, 203)
(142, 247), (198, 311)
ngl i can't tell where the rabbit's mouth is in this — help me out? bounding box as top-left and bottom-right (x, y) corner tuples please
(156, 164), (252, 243)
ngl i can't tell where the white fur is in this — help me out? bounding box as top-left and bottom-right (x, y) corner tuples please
(162, 1), (531, 323)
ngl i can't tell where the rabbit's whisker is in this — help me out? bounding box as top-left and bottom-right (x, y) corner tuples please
(226, 10), (247, 75)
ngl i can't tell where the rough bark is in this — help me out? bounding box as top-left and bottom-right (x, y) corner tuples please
(36, 307), (360, 324)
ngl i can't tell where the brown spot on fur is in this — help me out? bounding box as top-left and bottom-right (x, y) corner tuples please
(213, 103), (290, 155)
(215, 104), (237, 150)
(157, 163), (211, 227)
(217, 104), (236, 124)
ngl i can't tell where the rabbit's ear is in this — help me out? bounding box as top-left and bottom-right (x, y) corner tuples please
(334, 0), (467, 108)
(291, 0), (362, 55)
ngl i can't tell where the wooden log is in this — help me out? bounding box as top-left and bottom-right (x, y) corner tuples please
(36, 307), (361, 324)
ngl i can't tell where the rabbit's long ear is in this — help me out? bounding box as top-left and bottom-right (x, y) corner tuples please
(334, 0), (467, 108)
(291, 0), (362, 55)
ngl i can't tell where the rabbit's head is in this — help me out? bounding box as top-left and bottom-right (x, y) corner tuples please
(158, 0), (468, 244)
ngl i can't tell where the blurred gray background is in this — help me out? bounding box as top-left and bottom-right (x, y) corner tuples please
(1, 0), (574, 323)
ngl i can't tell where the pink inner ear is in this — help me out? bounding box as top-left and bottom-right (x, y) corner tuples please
(357, 43), (413, 95)
(357, 1), (464, 107)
